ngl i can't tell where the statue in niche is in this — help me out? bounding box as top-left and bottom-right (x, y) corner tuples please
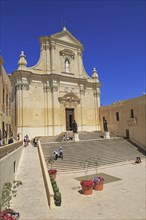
(103, 119), (108, 132)
(65, 59), (69, 73)
(72, 120), (78, 133)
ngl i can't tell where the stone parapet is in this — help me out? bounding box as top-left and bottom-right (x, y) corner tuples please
(38, 140), (55, 209)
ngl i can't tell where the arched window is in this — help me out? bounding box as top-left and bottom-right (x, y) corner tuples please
(65, 59), (70, 73)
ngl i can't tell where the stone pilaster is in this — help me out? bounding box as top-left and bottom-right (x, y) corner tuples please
(50, 42), (56, 73)
(77, 49), (82, 78)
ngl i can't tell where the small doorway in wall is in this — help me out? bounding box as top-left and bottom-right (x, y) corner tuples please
(126, 129), (130, 139)
(66, 108), (74, 131)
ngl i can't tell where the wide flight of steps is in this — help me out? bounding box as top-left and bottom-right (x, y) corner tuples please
(41, 136), (145, 173)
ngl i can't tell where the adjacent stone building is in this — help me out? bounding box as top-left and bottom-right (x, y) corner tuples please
(0, 56), (12, 144)
(9, 28), (101, 139)
(99, 95), (146, 151)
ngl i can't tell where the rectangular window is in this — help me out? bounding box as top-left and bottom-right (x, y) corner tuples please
(130, 109), (134, 118)
(116, 112), (119, 121)
(3, 88), (5, 104)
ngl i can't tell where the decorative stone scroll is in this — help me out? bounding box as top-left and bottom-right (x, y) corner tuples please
(60, 49), (75, 59)
(58, 93), (80, 105)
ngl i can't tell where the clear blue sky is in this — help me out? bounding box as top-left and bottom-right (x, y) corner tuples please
(0, 0), (145, 106)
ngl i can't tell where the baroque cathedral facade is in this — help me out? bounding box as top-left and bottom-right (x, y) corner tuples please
(9, 27), (101, 139)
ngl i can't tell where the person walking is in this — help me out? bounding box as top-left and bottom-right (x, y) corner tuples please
(17, 133), (20, 141)
(53, 150), (58, 160)
(59, 147), (63, 160)
(24, 134), (30, 147)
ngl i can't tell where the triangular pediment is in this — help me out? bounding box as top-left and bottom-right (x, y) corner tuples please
(51, 29), (83, 48)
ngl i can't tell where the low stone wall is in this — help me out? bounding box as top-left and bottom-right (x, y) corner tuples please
(0, 141), (23, 159)
(0, 141), (23, 192)
(37, 140), (55, 210)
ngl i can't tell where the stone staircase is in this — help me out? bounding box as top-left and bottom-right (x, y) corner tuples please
(41, 136), (145, 173)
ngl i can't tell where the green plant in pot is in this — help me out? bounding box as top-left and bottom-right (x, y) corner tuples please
(54, 192), (61, 206)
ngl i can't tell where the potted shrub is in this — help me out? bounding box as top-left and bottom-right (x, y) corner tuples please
(91, 155), (104, 191)
(49, 175), (62, 206)
(54, 192), (61, 206)
(93, 176), (104, 191)
(77, 158), (93, 195)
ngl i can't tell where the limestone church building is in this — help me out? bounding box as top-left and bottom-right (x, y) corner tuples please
(9, 27), (101, 139)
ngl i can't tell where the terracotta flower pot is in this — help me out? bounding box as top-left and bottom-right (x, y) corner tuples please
(93, 182), (104, 191)
(80, 180), (93, 195)
(82, 185), (93, 195)
(50, 173), (57, 180)
(48, 169), (57, 179)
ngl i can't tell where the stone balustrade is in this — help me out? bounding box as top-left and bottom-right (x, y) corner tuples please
(37, 140), (55, 209)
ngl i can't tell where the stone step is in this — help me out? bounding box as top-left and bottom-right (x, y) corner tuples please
(42, 137), (145, 173)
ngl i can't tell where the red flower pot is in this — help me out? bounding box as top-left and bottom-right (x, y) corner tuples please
(48, 169), (57, 179)
(80, 180), (93, 195)
(82, 185), (93, 195)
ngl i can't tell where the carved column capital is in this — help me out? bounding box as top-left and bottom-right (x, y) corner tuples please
(43, 85), (58, 93)
(15, 82), (29, 90)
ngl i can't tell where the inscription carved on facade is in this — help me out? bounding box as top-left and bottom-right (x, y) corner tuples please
(127, 118), (137, 126)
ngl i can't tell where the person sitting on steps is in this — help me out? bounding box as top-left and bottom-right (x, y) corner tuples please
(63, 134), (69, 141)
(135, 157), (142, 164)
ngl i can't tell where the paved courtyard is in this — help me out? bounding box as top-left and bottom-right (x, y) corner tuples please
(48, 160), (146, 220)
(11, 143), (146, 220)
